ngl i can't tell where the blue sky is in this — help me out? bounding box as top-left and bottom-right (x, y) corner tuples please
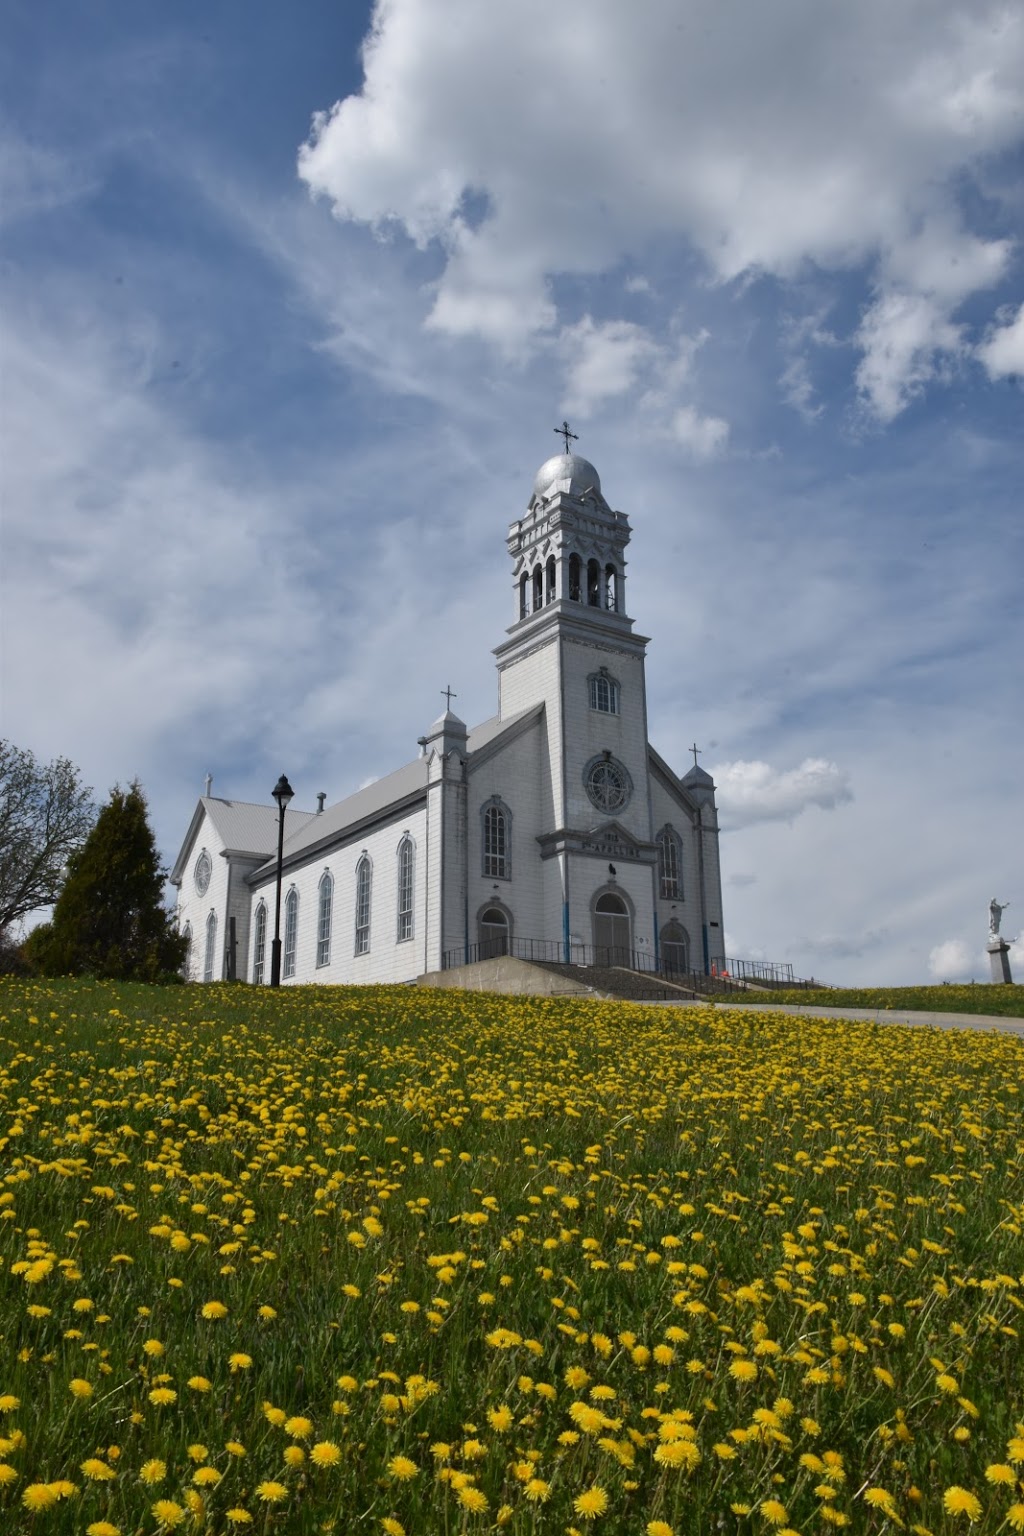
(2, 0), (1022, 983)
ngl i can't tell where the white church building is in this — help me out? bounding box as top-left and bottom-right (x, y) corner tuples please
(171, 445), (725, 985)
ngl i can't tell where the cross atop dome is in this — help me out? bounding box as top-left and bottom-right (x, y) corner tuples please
(554, 419), (579, 453)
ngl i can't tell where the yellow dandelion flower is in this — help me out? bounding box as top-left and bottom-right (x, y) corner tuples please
(80, 1458), (116, 1481)
(648, 1524), (675, 1536)
(228, 1353), (252, 1372)
(0, 1396), (20, 1413)
(760, 1500), (788, 1526)
(487, 1405), (514, 1432)
(187, 1376), (211, 1392)
(86, 1523), (121, 1536)
(1005, 1505), (1024, 1533)
(193, 1467), (222, 1487)
(525, 1479), (550, 1502)
(311, 1441), (342, 1467)
(381, 1521), (406, 1536)
(201, 1301), (228, 1319)
(142, 1339), (164, 1357)
(69, 1377), (94, 1399)
(0, 1464), (17, 1485)
(284, 1414), (313, 1439)
(565, 1366), (590, 1389)
(942, 1487), (982, 1521)
(255, 1481), (288, 1502)
(226, 1511), (253, 1526)
(864, 1489), (899, 1517)
(226, 1441), (246, 1457)
(936, 1374), (959, 1394)
(140, 1459), (167, 1485)
(654, 1440), (701, 1471)
(283, 1446), (305, 1467)
(985, 1464), (1015, 1485)
(259, 1305), (277, 1319)
(151, 1500), (186, 1528)
(730, 1359), (758, 1383)
(23, 1484), (59, 1510)
(574, 1485), (609, 1520)
(388, 1455), (419, 1481)
(148, 1387), (177, 1406)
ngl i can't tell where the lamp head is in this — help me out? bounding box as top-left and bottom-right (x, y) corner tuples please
(272, 774), (295, 811)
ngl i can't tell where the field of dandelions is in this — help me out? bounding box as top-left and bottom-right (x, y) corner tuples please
(0, 978), (1021, 1536)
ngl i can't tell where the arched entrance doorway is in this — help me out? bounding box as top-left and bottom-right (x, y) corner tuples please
(660, 920), (689, 976)
(592, 892), (631, 965)
(479, 906), (511, 960)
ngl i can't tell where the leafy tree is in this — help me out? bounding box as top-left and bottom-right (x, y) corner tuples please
(28, 781), (187, 981)
(0, 740), (95, 935)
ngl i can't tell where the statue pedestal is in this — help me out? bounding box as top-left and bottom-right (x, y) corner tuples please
(987, 939), (1013, 984)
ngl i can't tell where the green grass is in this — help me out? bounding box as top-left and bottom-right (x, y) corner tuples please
(747, 983), (1024, 1017)
(0, 976), (1021, 1534)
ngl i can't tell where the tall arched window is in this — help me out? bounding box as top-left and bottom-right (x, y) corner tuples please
(317, 872), (333, 968)
(588, 668), (619, 714)
(397, 836), (414, 942)
(252, 902), (267, 985)
(203, 911), (217, 983)
(568, 554), (582, 602)
(482, 799), (510, 880)
(519, 572), (529, 620)
(283, 888), (299, 978)
(181, 922), (192, 980)
(605, 564), (618, 611)
(479, 906), (510, 959)
(354, 855), (372, 955)
(660, 920), (689, 975)
(532, 565), (543, 611)
(545, 555), (556, 603)
(587, 558), (600, 606)
(657, 827), (683, 900)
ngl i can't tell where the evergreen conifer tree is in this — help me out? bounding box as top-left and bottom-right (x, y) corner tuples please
(29, 781), (186, 981)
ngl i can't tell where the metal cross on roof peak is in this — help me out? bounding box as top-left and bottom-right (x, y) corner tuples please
(441, 684), (458, 710)
(690, 743), (702, 768)
(554, 420), (579, 454)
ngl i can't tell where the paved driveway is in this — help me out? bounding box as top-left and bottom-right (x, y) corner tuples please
(706, 1001), (1024, 1037)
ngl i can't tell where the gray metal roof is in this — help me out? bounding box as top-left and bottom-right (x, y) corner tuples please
(204, 797), (315, 854)
(248, 706), (544, 881)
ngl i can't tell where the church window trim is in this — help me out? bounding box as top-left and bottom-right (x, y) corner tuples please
(586, 558), (601, 606)
(588, 667), (620, 715)
(545, 555), (556, 604)
(181, 921), (192, 981)
(657, 825), (683, 900)
(604, 563), (618, 611)
(519, 572), (529, 620)
(568, 553), (582, 602)
(583, 753), (632, 814)
(660, 919), (690, 976)
(397, 835), (415, 942)
(316, 871), (334, 968)
(532, 564), (543, 611)
(478, 901), (513, 959)
(482, 798), (512, 880)
(283, 887), (299, 979)
(354, 854), (372, 955)
(203, 911), (217, 983)
(194, 850), (211, 897)
(252, 901), (267, 985)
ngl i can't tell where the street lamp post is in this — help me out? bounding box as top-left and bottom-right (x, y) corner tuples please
(269, 774), (294, 987)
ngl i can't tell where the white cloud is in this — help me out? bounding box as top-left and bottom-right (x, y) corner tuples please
(299, 0), (1024, 406)
(668, 404), (729, 460)
(977, 301), (1024, 379)
(560, 317), (657, 417)
(928, 937), (972, 980)
(713, 758), (853, 828)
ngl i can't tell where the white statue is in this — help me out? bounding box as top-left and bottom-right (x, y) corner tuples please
(989, 897), (1009, 938)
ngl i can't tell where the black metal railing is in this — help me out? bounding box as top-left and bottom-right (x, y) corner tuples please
(442, 938), (665, 972)
(723, 956), (796, 983)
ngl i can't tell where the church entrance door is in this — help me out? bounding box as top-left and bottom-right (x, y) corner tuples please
(660, 920), (689, 976)
(479, 907), (510, 960)
(593, 893), (631, 966)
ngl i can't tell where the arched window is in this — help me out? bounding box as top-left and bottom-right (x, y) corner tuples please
(660, 920), (689, 975)
(203, 911), (217, 983)
(657, 827), (683, 900)
(181, 922), (192, 980)
(252, 902), (267, 984)
(479, 906), (510, 959)
(593, 892), (631, 965)
(587, 558), (600, 606)
(317, 872), (333, 968)
(482, 799), (510, 880)
(605, 564), (618, 611)
(568, 554), (582, 602)
(532, 565), (543, 611)
(588, 668), (619, 714)
(519, 571), (529, 620)
(354, 855), (372, 955)
(283, 888), (299, 979)
(397, 836), (415, 941)
(545, 555), (556, 604)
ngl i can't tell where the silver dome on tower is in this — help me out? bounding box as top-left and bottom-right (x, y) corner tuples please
(532, 452), (602, 501)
